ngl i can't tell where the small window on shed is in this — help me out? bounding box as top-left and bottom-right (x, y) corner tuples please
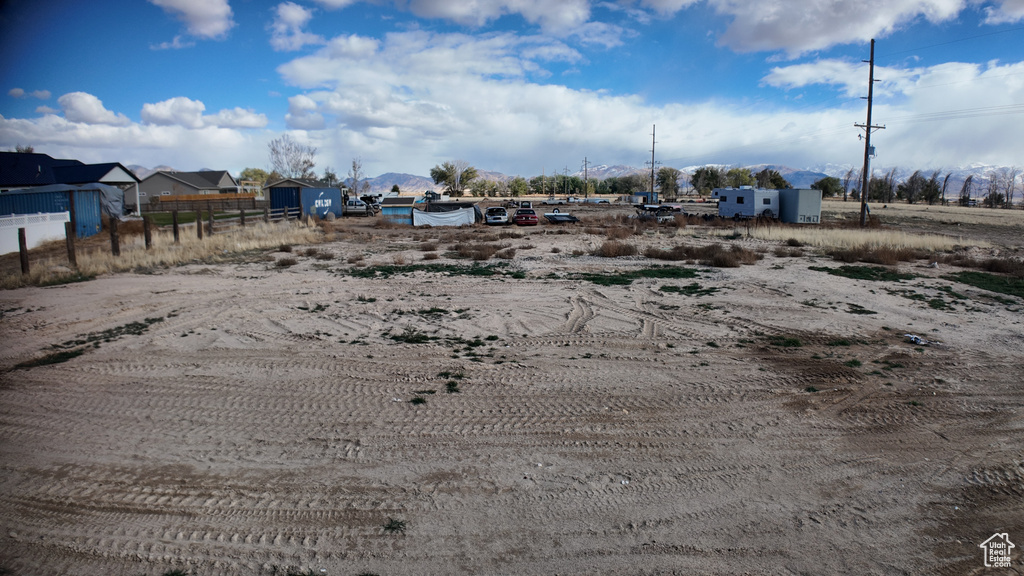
(720, 196), (727, 202)
(763, 198), (771, 205)
(737, 196), (745, 204)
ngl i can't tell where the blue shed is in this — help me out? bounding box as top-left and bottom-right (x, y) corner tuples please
(300, 188), (342, 218)
(380, 196), (421, 226)
(0, 184), (106, 238)
(267, 178), (334, 217)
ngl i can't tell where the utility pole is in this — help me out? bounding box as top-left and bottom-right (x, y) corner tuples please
(645, 124), (660, 201)
(581, 157), (590, 198)
(856, 39), (885, 227)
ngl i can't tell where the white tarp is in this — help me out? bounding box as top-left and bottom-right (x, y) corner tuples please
(412, 207), (475, 227)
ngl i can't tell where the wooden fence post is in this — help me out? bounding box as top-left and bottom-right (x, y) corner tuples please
(172, 210), (180, 244)
(143, 216), (152, 250)
(264, 206), (270, 223)
(109, 218), (120, 256)
(18, 228), (29, 274)
(196, 210), (204, 240)
(65, 222), (77, 269)
(240, 209), (246, 228)
(207, 210), (214, 236)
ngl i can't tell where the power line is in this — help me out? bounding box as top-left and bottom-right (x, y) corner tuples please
(876, 25), (1024, 61)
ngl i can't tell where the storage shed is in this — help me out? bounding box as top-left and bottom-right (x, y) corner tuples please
(300, 188), (342, 218)
(778, 189), (822, 224)
(713, 187), (779, 219)
(380, 196), (420, 226)
(267, 178), (337, 218)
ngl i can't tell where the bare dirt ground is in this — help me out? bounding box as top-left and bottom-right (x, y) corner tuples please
(1, 201), (1023, 576)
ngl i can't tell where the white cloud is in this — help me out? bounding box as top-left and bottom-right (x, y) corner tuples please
(984, 0), (1024, 23)
(0, 104), (267, 173)
(150, 35), (196, 50)
(58, 92), (131, 126)
(142, 96), (206, 128)
(35, 106), (58, 114)
(270, 2), (325, 51)
(270, 27), (1024, 177)
(149, 0), (235, 39)
(8, 88), (50, 99)
(709, 0), (966, 56)
(312, 0), (360, 8)
(141, 96), (269, 129)
(207, 107), (269, 128)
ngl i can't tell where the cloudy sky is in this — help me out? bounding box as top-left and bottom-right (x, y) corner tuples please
(1, 0), (1022, 178)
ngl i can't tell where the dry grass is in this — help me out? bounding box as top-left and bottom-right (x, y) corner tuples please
(823, 199), (1024, 227)
(1, 222), (322, 290)
(451, 242), (509, 261)
(828, 245), (932, 265)
(593, 241), (638, 257)
(936, 253), (1024, 277)
(644, 243), (762, 267)
(728, 226), (985, 251)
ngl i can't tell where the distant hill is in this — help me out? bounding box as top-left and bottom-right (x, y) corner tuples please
(355, 172), (434, 195)
(129, 164), (175, 180)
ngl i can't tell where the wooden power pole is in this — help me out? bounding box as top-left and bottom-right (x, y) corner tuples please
(856, 39), (885, 227)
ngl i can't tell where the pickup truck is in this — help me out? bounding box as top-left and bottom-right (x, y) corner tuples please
(344, 198), (376, 216)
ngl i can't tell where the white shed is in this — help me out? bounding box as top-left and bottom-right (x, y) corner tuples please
(712, 187), (779, 219)
(779, 189), (822, 224)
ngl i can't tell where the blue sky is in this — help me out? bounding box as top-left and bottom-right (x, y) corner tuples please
(1, 0), (1023, 179)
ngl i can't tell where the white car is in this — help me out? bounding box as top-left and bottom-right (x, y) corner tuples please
(485, 206), (509, 225)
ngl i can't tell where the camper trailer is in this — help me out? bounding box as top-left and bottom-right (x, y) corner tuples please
(713, 187), (779, 220)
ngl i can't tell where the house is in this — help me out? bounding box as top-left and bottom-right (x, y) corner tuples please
(0, 151), (140, 214)
(138, 170), (239, 205)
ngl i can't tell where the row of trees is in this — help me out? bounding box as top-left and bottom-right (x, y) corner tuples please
(245, 136), (1022, 207)
(808, 166), (1022, 208)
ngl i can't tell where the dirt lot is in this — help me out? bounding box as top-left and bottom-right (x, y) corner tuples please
(1, 201), (1023, 575)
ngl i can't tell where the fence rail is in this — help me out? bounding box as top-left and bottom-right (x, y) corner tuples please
(143, 196), (265, 213)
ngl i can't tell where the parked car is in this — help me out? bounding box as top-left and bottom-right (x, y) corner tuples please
(513, 208), (539, 226)
(542, 197), (566, 205)
(485, 206), (509, 225)
(584, 197), (610, 204)
(345, 198), (375, 216)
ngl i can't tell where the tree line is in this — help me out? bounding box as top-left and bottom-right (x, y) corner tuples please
(809, 166), (1021, 208)
(238, 136), (1022, 207)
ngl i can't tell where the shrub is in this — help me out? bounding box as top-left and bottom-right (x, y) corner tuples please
(605, 226), (633, 240)
(593, 241), (638, 258)
(276, 257), (298, 267)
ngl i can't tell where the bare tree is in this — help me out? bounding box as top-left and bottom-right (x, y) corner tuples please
(268, 134), (317, 179)
(882, 167), (899, 204)
(348, 158), (370, 197)
(959, 174), (974, 206)
(940, 172), (952, 205)
(999, 167), (1019, 209)
(842, 168), (856, 202)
